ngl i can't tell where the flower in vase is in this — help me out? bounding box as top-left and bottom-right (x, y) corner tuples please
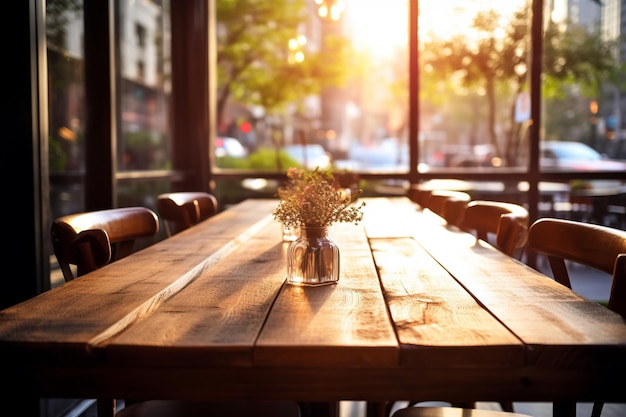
(273, 167), (365, 228)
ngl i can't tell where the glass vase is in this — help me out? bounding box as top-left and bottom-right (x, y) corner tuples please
(286, 226), (340, 286)
(282, 224), (301, 242)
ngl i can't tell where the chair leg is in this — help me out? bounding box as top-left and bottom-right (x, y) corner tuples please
(591, 401), (604, 417)
(499, 401), (514, 412)
(97, 398), (117, 417)
(553, 402), (576, 417)
(298, 401), (339, 417)
(450, 402), (475, 408)
(365, 401), (388, 417)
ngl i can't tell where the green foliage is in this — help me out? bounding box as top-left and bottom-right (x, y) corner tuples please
(125, 131), (156, 149)
(419, 4), (622, 165)
(215, 0), (353, 120)
(215, 156), (250, 169)
(215, 147), (303, 171)
(124, 131), (168, 170)
(543, 23), (624, 96)
(48, 136), (68, 172)
(248, 147), (301, 170)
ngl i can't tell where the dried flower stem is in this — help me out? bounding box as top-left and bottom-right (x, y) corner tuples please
(273, 167), (365, 228)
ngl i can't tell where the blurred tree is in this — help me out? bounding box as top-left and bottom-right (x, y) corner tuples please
(420, 5), (624, 166)
(216, 0), (352, 130)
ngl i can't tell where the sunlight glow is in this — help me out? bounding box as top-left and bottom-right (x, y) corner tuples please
(344, 0), (407, 58)
(345, 0), (527, 56)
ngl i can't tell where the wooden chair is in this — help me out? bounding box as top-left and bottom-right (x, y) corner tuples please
(440, 196), (469, 228)
(461, 200), (529, 259)
(392, 406), (532, 417)
(52, 208), (298, 417)
(407, 188), (432, 209)
(51, 207), (160, 416)
(157, 192), (218, 236)
(425, 190), (471, 218)
(51, 207), (160, 282)
(527, 218), (626, 417)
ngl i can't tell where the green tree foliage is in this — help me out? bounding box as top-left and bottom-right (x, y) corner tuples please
(216, 148), (301, 170)
(216, 0), (352, 126)
(420, 5), (623, 166)
(421, 8), (527, 163)
(543, 22), (623, 97)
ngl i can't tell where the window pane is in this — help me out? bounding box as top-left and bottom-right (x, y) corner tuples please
(418, 0), (530, 172)
(214, 0), (409, 174)
(47, 0), (86, 221)
(118, 0), (171, 172)
(540, 0), (625, 173)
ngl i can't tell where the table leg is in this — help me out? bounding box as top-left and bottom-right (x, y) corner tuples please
(553, 402), (576, 417)
(298, 401), (339, 417)
(97, 398), (116, 417)
(366, 401), (387, 417)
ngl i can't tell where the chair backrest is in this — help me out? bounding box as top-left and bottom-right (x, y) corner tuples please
(51, 207), (160, 281)
(157, 192), (218, 236)
(611, 254), (626, 318)
(391, 406), (533, 417)
(425, 190), (471, 218)
(441, 196), (469, 228)
(527, 218), (626, 305)
(407, 188), (432, 209)
(461, 200), (529, 257)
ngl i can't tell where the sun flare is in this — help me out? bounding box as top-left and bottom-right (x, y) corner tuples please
(345, 0), (527, 56)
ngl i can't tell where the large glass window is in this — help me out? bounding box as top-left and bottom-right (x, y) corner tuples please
(214, 0), (410, 177)
(118, 0), (171, 174)
(47, 0), (86, 221)
(418, 0), (529, 173)
(117, 0), (172, 217)
(47, 0), (86, 290)
(212, 0), (624, 226)
(47, 0), (172, 288)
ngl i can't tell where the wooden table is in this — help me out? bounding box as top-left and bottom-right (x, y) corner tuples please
(2, 197), (625, 417)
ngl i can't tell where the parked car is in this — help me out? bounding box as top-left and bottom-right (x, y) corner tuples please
(427, 143), (497, 168)
(215, 136), (248, 158)
(346, 138), (409, 172)
(540, 141), (626, 171)
(283, 144), (332, 169)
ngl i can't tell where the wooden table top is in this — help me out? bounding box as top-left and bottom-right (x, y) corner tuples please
(1, 197), (625, 412)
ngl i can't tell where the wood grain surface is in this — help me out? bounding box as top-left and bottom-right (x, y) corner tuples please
(1, 197), (625, 410)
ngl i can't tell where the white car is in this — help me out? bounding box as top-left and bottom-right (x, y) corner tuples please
(215, 137), (248, 158)
(540, 141), (626, 171)
(284, 144), (332, 169)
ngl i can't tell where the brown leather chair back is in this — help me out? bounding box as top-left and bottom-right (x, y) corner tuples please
(51, 207), (159, 281)
(425, 190), (471, 218)
(528, 218), (626, 293)
(407, 188), (432, 209)
(461, 200), (529, 258)
(391, 406), (532, 417)
(527, 217), (626, 417)
(157, 192), (218, 236)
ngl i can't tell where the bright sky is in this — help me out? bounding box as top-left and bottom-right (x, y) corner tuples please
(345, 0), (527, 57)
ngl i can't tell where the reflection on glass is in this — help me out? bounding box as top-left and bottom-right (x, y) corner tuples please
(215, 0), (409, 173)
(213, 1), (561, 175)
(47, 0), (86, 221)
(118, 0), (171, 172)
(419, 0), (530, 171)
